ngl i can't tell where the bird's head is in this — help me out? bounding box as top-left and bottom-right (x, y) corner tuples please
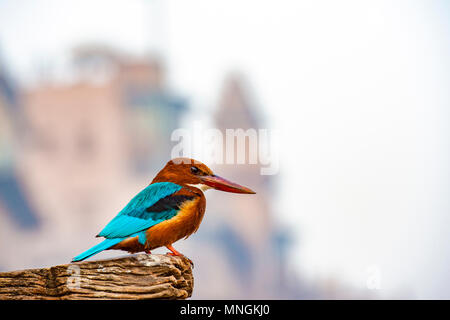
(152, 157), (256, 194)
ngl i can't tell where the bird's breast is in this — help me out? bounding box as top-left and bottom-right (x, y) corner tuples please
(145, 195), (206, 248)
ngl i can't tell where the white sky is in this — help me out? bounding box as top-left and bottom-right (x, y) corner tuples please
(1, 0), (450, 298)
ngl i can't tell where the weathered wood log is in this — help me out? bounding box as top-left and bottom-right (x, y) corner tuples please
(0, 254), (193, 300)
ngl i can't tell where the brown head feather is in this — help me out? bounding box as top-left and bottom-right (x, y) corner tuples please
(151, 158), (213, 186)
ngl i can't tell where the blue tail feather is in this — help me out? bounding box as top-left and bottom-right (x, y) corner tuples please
(72, 238), (124, 262)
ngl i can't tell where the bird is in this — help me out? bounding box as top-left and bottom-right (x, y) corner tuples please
(71, 157), (255, 263)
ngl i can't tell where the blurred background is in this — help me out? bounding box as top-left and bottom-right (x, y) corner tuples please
(0, 0), (450, 299)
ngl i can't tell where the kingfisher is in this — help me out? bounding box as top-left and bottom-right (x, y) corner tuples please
(72, 158), (255, 263)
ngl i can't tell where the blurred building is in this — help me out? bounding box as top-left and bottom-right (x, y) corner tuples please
(182, 74), (304, 298)
(0, 64), (40, 232)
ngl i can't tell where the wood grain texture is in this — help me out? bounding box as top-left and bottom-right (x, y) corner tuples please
(0, 254), (193, 300)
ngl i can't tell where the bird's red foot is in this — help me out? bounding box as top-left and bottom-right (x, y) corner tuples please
(145, 249), (152, 254)
(165, 245), (194, 267)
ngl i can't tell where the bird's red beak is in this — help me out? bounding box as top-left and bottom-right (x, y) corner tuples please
(201, 175), (256, 194)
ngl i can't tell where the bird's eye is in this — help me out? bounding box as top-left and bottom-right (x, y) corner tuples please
(190, 166), (199, 174)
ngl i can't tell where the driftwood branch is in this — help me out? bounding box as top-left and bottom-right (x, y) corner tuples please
(0, 254), (193, 300)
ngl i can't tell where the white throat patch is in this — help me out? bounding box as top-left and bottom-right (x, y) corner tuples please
(186, 183), (211, 192)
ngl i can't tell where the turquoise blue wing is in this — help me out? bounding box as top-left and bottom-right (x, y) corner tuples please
(97, 182), (182, 239)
